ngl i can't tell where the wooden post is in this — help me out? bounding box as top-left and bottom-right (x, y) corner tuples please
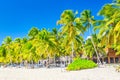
(119, 57), (120, 63)
(113, 57), (116, 63)
(108, 57), (110, 64)
(102, 58), (104, 64)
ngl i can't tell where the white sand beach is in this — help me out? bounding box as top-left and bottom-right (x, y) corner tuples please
(0, 66), (120, 80)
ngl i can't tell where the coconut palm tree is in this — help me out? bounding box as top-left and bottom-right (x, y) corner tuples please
(3, 36), (12, 45)
(28, 27), (39, 40)
(113, 21), (120, 55)
(21, 41), (33, 68)
(13, 38), (23, 64)
(3, 36), (13, 64)
(94, 1), (120, 55)
(86, 35), (106, 57)
(0, 45), (6, 64)
(113, 0), (120, 3)
(57, 10), (85, 62)
(80, 10), (102, 63)
(38, 29), (57, 67)
(80, 10), (95, 34)
(51, 28), (61, 65)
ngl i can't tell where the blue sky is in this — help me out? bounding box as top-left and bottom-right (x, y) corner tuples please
(0, 0), (111, 44)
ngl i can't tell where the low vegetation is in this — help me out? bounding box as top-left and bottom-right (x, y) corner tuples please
(115, 65), (120, 72)
(66, 58), (97, 71)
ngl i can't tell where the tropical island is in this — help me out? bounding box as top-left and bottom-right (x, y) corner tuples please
(0, 0), (120, 80)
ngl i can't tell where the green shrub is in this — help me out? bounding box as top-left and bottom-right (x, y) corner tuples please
(66, 58), (97, 71)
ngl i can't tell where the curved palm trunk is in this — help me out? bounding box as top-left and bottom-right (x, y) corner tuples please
(91, 37), (102, 65)
(88, 28), (101, 64)
(88, 23), (102, 65)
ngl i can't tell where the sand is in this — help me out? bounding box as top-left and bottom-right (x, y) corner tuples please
(0, 66), (120, 80)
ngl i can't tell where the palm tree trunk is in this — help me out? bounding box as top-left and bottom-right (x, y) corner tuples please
(10, 57), (12, 66)
(47, 53), (50, 68)
(88, 24), (102, 65)
(25, 60), (28, 68)
(31, 60), (34, 68)
(80, 39), (87, 59)
(71, 42), (74, 62)
(54, 54), (56, 66)
(90, 37), (101, 65)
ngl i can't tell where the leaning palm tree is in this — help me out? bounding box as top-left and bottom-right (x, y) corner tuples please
(80, 10), (102, 63)
(85, 34), (106, 62)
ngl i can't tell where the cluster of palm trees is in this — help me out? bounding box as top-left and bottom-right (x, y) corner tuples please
(0, 0), (120, 66)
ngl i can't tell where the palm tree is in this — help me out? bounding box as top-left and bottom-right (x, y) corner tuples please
(38, 29), (57, 67)
(3, 36), (12, 45)
(80, 10), (95, 34)
(80, 10), (95, 49)
(13, 38), (22, 64)
(94, 1), (120, 55)
(28, 27), (39, 40)
(57, 10), (85, 62)
(80, 10), (102, 63)
(113, 0), (120, 3)
(51, 28), (61, 65)
(113, 21), (120, 55)
(21, 41), (33, 68)
(0, 45), (6, 64)
(3, 36), (13, 64)
(85, 34), (106, 63)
